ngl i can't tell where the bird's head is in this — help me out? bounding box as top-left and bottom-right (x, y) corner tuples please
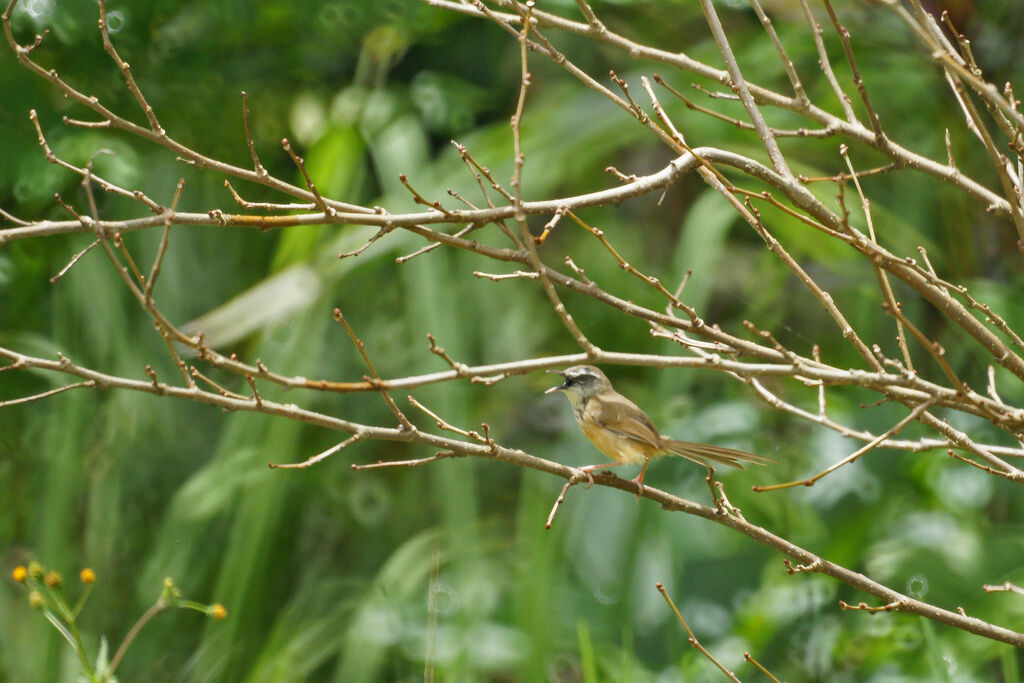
(544, 365), (610, 405)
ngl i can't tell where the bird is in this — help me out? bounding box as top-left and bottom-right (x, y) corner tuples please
(545, 365), (772, 489)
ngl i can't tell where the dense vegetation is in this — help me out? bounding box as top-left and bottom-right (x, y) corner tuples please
(3, 0), (1024, 680)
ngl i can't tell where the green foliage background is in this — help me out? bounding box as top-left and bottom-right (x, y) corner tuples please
(2, 0), (1024, 680)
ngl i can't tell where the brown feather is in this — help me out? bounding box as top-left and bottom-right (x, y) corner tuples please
(661, 438), (775, 468)
(588, 393), (661, 447)
(579, 393), (661, 465)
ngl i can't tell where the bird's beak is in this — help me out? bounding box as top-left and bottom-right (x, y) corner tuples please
(544, 369), (566, 394)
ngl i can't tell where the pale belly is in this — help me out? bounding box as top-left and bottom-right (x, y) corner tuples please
(580, 420), (658, 465)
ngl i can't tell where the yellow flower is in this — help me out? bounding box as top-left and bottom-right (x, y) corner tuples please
(44, 570), (62, 588)
(27, 562), (44, 579)
(12, 566), (27, 583)
(210, 603), (228, 620)
(80, 568), (96, 584)
(28, 591), (45, 609)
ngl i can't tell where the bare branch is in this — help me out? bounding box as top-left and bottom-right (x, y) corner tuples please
(657, 583), (741, 682)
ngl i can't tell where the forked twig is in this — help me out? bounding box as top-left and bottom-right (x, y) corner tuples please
(334, 307), (414, 430)
(656, 583), (741, 682)
(754, 397), (939, 492)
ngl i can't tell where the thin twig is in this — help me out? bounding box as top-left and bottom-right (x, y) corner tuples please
(350, 452), (460, 470)
(983, 582), (1024, 596)
(545, 479), (575, 530)
(754, 397), (939, 492)
(50, 239), (101, 283)
(240, 91), (266, 176)
(0, 380), (96, 408)
(334, 307), (414, 430)
(700, 0), (791, 176)
(282, 138), (335, 217)
(144, 178), (184, 302)
(269, 434), (365, 469)
(98, 0), (163, 134)
(656, 583), (741, 682)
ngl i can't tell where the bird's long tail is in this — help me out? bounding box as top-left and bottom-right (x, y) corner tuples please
(661, 439), (775, 469)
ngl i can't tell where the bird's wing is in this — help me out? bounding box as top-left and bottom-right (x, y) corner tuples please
(586, 392), (663, 449)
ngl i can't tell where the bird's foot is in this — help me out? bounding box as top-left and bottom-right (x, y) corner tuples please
(576, 466), (597, 488)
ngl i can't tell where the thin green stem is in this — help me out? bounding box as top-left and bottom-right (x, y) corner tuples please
(107, 600), (168, 678)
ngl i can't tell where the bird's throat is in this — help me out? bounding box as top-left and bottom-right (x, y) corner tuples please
(571, 393), (590, 424)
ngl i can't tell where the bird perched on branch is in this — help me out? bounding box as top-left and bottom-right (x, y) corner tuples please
(545, 365), (772, 489)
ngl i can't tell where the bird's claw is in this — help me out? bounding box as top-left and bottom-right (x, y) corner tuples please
(575, 467), (596, 488)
